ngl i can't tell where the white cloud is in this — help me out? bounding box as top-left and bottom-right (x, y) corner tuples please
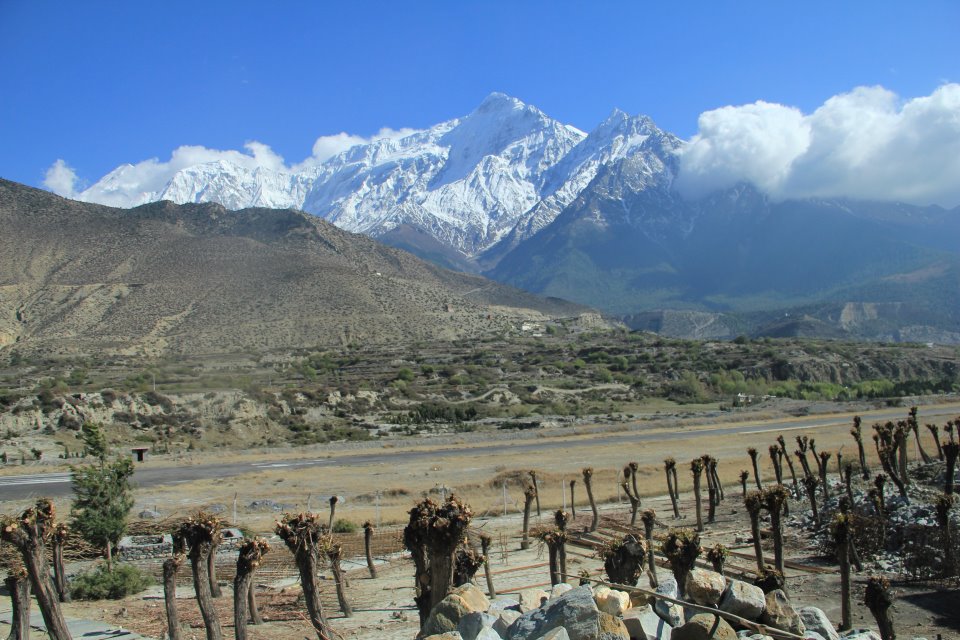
(293, 127), (420, 170)
(49, 127), (421, 208)
(43, 159), (80, 198)
(677, 84), (960, 208)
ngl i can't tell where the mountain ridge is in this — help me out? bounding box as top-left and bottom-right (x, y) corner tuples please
(0, 179), (593, 357)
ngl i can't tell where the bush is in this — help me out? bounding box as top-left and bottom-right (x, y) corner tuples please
(71, 564), (153, 600)
(331, 518), (357, 534)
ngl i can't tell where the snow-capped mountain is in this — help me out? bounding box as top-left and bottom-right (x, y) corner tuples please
(76, 93), (684, 261)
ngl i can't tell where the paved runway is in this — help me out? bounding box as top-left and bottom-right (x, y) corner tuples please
(1, 403), (956, 501)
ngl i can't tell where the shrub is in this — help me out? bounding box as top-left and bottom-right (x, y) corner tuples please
(71, 564), (153, 600)
(331, 518), (357, 534)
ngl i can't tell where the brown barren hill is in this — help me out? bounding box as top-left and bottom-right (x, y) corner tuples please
(0, 179), (591, 356)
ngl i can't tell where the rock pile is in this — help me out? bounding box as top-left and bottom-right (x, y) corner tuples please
(416, 573), (884, 640)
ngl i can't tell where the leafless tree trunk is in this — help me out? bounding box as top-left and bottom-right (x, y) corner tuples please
(665, 459), (680, 518)
(935, 494), (955, 577)
(326, 541), (352, 617)
(818, 451), (832, 501)
(207, 533), (222, 599)
(926, 423), (944, 461)
(709, 457), (724, 502)
(4, 570), (30, 640)
(568, 479), (576, 520)
(803, 475), (821, 526)
(739, 470), (749, 499)
(162, 555), (184, 640)
(706, 543), (727, 577)
(640, 509), (657, 587)
(328, 495), (339, 531)
(247, 583), (264, 625)
(769, 445), (783, 485)
(479, 533), (496, 597)
(833, 514), (852, 631)
(582, 468), (599, 532)
(907, 407), (932, 464)
(661, 529), (700, 597)
(691, 458), (704, 532)
(748, 447), (762, 490)
(778, 435), (800, 494)
(234, 537), (269, 640)
(403, 496), (473, 628)
(180, 514), (224, 640)
(745, 491), (764, 571)
(602, 534), (646, 586)
(944, 441), (959, 495)
(362, 521), (377, 578)
(276, 513), (331, 640)
(622, 464), (640, 527)
(852, 416), (870, 479)
(762, 486), (787, 575)
(51, 523), (70, 603)
(529, 471), (541, 518)
(1, 499), (71, 640)
(703, 457), (716, 523)
(865, 576), (896, 640)
(521, 486), (535, 550)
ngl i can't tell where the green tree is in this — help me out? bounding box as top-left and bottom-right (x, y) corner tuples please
(70, 451), (134, 567)
(80, 422), (108, 460)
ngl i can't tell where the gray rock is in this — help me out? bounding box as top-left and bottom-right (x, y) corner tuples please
(475, 630), (502, 640)
(493, 610), (522, 638)
(517, 588), (550, 613)
(423, 633), (463, 640)
(489, 597), (521, 612)
(719, 580), (766, 621)
(551, 583), (574, 600)
(670, 613), (737, 640)
(596, 612), (631, 639)
(506, 585), (610, 640)
(684, 568), (726, 606)
(622, 605), (671, 640)
(654, 578), (683, 627)
(458, 611), (498, 640)
(839, 631), (881, 640)
(799, 607), (839, 640)
(541, 630), (571, 640)
(137, 509), (161, 519)
(423, 584), (492, 637)
(760, 590), (805, 636)
(804, 632), (827, 640)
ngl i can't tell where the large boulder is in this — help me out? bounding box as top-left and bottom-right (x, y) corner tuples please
(719, 580), (766, 621)
(838, 631), (881, 640)
(541, 630), (572, 640)
(458, 611), (498, 640)
(653, 578), (683, 627)
(493, 610), (523, 637)
(597, 612), (631, 639)
(622, 605), (672, 640)
(760, 590), (805, 636)
(799, 608), (839, 640)
(518, 588), (550, 613)
(490, 597), (522, 612)
(423, 584), (492, 637)
(684, 569), (726, 606)
(551, 583), (574, 600)
(670, 613), (737, 640)
(423, 633), (463, 640)
(507, 585), (624, 640)
(594, 586), (632, 616)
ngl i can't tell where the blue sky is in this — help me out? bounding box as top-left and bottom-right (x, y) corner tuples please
(1, 1), (958, 196)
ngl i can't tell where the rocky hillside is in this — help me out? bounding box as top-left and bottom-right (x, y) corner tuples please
(0, 180), (590, 357)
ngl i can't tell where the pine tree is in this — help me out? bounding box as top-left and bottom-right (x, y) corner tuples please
(70, 427), (134, 567)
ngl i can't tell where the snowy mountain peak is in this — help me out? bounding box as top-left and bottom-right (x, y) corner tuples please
(75, 94), (680, 262)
